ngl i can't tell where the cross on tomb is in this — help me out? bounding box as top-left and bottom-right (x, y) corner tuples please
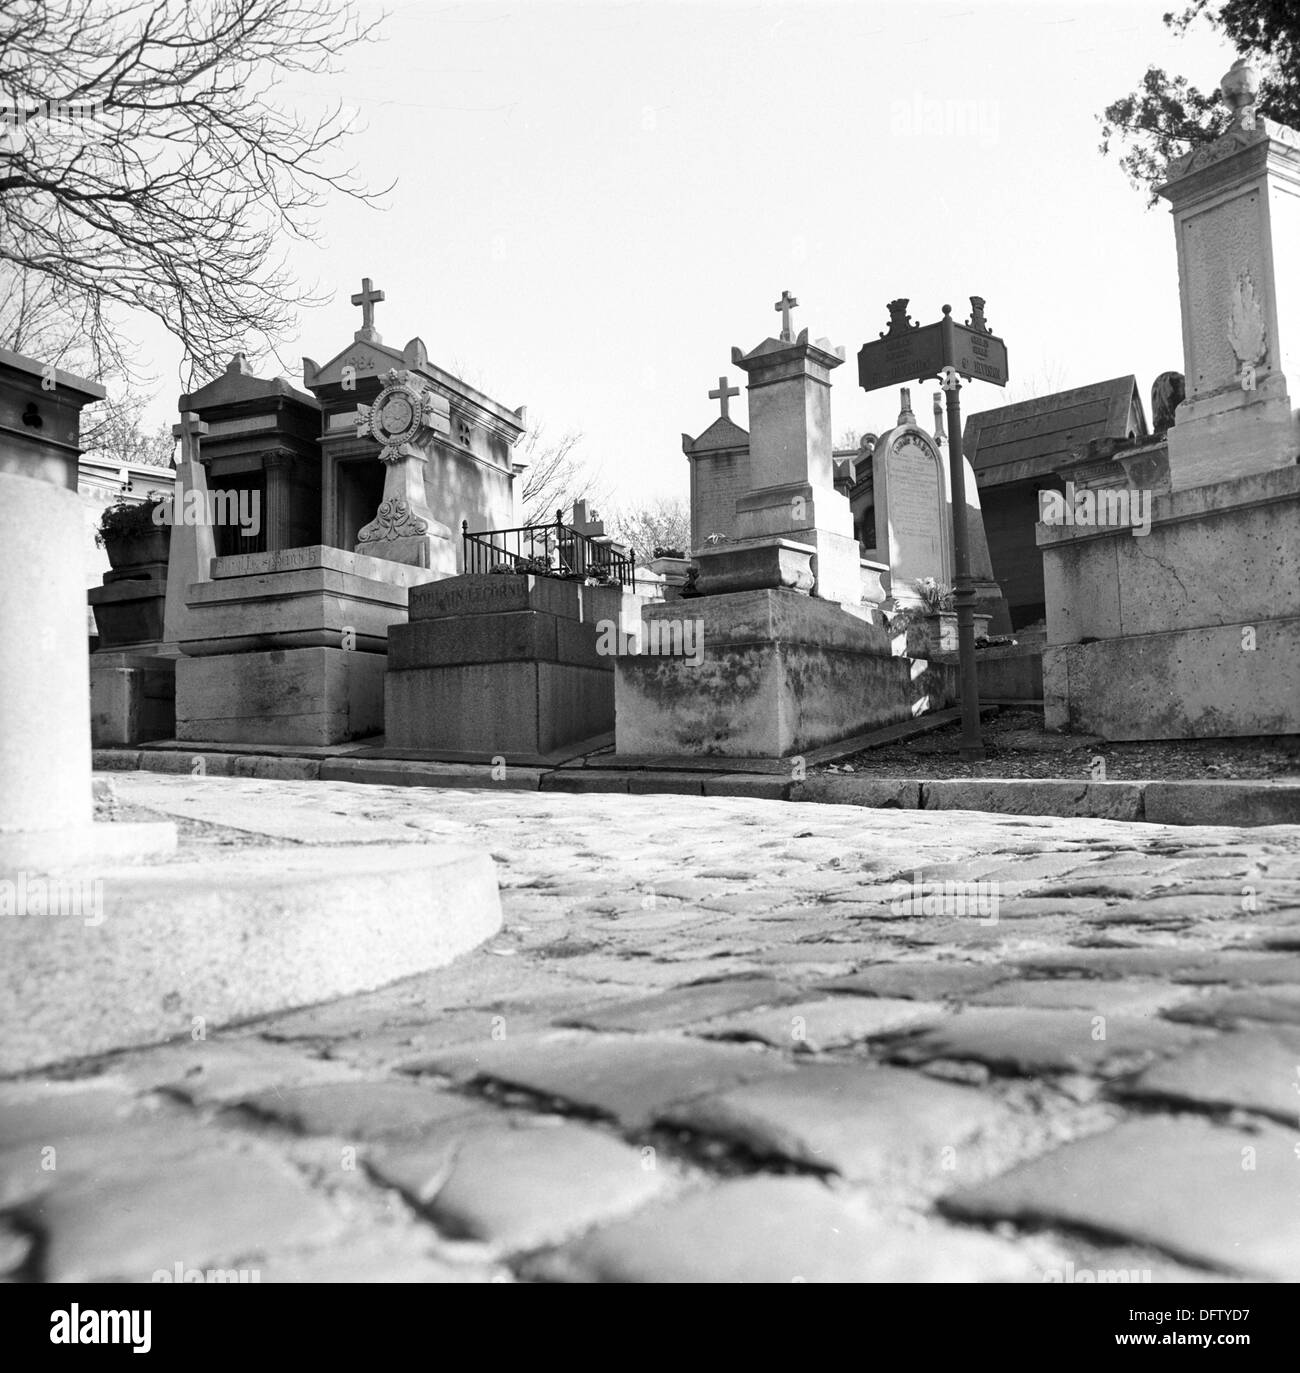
(774, 289), (799, 341)
(171, 411), (209, 466)
(708, 375), (739, 420)
(351, 276), (385, 336)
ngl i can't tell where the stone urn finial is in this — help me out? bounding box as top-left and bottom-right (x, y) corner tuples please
(1221, 57), (1261, 131)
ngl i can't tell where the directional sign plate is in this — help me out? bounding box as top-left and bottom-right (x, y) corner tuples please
(857, 321), (945, 393)
(950, 323), (1009, 387)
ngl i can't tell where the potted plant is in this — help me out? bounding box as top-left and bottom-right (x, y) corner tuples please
(95, 494), (171, 571)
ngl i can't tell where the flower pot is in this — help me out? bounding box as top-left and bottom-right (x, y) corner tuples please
(104, 528), (170, 571)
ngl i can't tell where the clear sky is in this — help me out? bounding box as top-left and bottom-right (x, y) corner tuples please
(135, 0), (1237, 509)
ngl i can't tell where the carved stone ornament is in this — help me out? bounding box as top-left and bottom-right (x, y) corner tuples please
(356, 369), (443, 462)
(1228, 269), (1268, 389)
(358, 497), (429, 542)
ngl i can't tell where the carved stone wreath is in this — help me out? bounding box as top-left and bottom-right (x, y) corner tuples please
(356, 368), (442, 462)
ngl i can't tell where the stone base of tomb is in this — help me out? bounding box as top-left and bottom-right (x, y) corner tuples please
(173, 545), (441, 746)
(385, 574), (643, 759)
(0, 840), (501, 1074)
(177, 646), (386, 746)
(1041, 465), (1300, 739)
(1165, 377), (1300, 493)
(614, 588), (959, 759)
(976, 641), (1045, 702)
(90, 650), (176, 746)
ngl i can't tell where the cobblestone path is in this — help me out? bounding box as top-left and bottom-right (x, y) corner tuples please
(5, 775), (1300, 1282)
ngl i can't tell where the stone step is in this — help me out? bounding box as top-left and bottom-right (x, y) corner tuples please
(1, 843), (501, 1074)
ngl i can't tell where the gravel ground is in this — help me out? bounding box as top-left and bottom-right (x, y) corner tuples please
(827, 707), (1300, 782)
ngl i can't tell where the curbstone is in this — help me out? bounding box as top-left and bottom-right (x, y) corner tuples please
(921, 779), (1144, 820)
(1142, 781), (1300, 828)
(791, 776), (921, 809)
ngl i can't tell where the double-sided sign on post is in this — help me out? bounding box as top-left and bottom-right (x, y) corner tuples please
(857, 298), (1009, 762)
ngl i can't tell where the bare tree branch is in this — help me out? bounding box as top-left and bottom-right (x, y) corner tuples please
(0, 0), (389, 383)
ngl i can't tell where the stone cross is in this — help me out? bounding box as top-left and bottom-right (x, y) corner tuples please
(774, 290), (799, 342)
(709, 375), (739, 420)
(171, 411), (208, 466)
(351, 276), (385, 337)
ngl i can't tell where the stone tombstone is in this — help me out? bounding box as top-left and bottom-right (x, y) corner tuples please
(871, 390), (952, 604)
(1156, 58), (1300, 490)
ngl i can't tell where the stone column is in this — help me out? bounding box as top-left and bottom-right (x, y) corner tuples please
(0, 349), (174, 868)
(1157, 59), (1300, 491)
(263, 451), (294, 551)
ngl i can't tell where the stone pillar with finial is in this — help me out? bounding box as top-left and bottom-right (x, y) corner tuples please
(1156, 57), (1300, 490)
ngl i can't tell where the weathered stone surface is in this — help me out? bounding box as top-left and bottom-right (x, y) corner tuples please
(0, 1079), (144, 1148)
(232, 1080), (486, 1139)
(372, 1121), (666, 1250)
(791, 776), (921, 809)
(1144, 782), (1300, 828)
(555, 978), (801, 1033)
(942, 1119), (1300, 1280)
(1120, 1026), (1300, 1123)
(921, 780), (1144, 820)
(26, 1146), (346, 1282)
(1165, 986), (1300, 1026)
(527, 1177), (1031, 1282)
(661, 1063), (1001, 1179)
(1, 841), (502, 1074)
(819, 962), (1010, 1001)
(404, 1032), (794, 1128)
(968, 979), (1194, 1017)
(699, 996), (941, 1050)
(889, 1007), (1200, 1076)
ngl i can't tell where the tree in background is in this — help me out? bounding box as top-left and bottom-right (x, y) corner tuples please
(0, 0), (385, 382)
(606, 497), (691, 560)
(518, 425), (604, 527)
(1100, 2), (1300, 201)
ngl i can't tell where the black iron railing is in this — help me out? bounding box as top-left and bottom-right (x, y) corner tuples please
(461, 510), (636, 591)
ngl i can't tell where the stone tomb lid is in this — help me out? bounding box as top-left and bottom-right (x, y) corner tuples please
(963, 375), (1147, 488)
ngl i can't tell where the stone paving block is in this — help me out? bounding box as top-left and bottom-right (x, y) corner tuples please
(554, 977), (802, 1033)
(1119, 1026), (1300, 1124)
(402, 1031), (795, 1128)
(661, 1063), (1002, 1180)
(526, 1177), (1032, 1283)
(888, 1007), (1201, 1077)
(113, 1036), (363, 1100)
(371, 1120), (666, 1250)
(257, 1234), (502, 1283)
(231, 1080), (491, 1140)
(24, 1143), (347, 1282)
(1014, 949), (1226, 981)
(0, 1079), (145, 1149)
(941, 1119), (1300, 1280)
(819, 962), (1011, 1002)
(698, 996), (942, 1051)
(1164, 986), (1300, 1027)
(968, 979), (1195, 1018)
